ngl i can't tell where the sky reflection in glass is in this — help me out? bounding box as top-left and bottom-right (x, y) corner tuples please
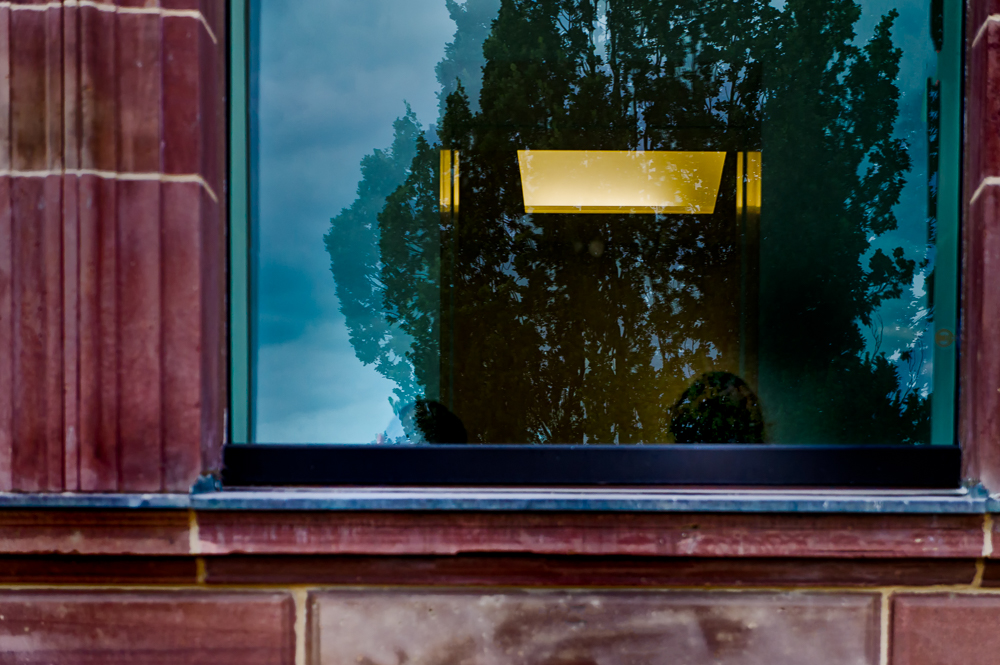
(251, 0), (944, 446)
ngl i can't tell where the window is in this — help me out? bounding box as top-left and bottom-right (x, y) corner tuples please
(226, 0), (962, 486)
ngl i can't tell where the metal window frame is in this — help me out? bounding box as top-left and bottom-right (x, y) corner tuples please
(225, 0), (964, 489)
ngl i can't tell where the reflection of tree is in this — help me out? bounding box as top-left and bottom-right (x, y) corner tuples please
(327, 0), (930, 443)
(759, 3), (925, 443)
(435, 0), (501, 116)
(324, 108), (427, 410)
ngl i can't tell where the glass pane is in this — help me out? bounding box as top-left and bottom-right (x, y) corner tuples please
(249, 0), (953, 445)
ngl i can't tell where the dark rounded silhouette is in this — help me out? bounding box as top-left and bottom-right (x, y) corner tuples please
(669, 372), (765, 444)
(400, 399), (469, 444)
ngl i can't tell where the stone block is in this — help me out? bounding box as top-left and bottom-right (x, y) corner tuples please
(0, 591), (294, 665)
(196, 511), (986, 558)
(205, 554), (978, 588)
(891, 594), (1000, 665)
(0, 510), (190, 555)
(309, 590), (880, 665)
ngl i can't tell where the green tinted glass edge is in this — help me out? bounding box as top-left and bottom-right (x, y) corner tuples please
(931, 0), (961, 445)
(229, 0), (251, 444)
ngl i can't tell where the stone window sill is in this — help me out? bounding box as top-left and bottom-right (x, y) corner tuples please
(0, 486), (994, 513)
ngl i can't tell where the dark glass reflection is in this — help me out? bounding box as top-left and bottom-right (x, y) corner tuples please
(256, 0), (938, 444)
(323, 0), (931, 444)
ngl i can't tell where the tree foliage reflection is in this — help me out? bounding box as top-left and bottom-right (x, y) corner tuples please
(326, 0), (929, 444)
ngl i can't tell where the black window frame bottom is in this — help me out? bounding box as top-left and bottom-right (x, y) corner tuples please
(221, 444), (961, 488)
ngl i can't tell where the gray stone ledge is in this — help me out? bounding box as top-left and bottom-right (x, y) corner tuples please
(190, 487), (988, 513)
(0, 493), (191, 509)
(0, 488), (991, 513)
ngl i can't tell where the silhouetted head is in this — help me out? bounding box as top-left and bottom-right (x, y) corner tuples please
(400, 399), (469, 444)
(669, 372), (764, 443)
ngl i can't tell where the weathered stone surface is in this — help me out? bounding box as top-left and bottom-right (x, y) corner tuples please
(206, 554), (977, 588)
(309, 590), (879, 665)
(0, 0), (224, 492)
(0, 510), (189, 554)
(197, 511), (986, 558)
(0, 591), (295, 665)
(891, 594), (1000, 665)
(962, 184), (1000, 494)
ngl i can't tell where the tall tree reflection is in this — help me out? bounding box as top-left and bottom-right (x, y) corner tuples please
(326, 0), (929, 444)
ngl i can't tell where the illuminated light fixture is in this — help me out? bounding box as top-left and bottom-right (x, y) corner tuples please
(440, 150), (459, 214)
(516, 150), (726, 214)
(736, 151), (762, 213)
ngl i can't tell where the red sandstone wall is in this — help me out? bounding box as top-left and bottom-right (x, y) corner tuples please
(962, 0), (1000, 490)
(0, 0), (995, 493)
(0, 0), (226, 492)
(0, 585), (994, 665)
(0, 3), (998, 662)
(0, 509), (992, 664)
(0, 0), (996, 494)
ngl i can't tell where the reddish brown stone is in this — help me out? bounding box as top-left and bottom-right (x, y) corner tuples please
(0, 4), (9, 171)
(965, 20), (1000, 199)
(0, 555), (197, 584)
(0, 510), (190, 555)
(196, 512), (986, 558)
(310, 590), (879, 665)
(59, 7), (80, 489)
(0, 591), (294, 665)
(61, 2), (80, 171)
(891, 594), (1000, 665)
(41, 174), (63, 492)
(117, 179), (163, 491)
(11, 176), (53, 492)
(117, 12), (161, 173)
(61, 174), (80, 491)
(205, 554), (978, 588)
(163, 15), (201, 175)
(961, 184), (1000, 492)
(78, 174), (119, 491)
(160, 1), (223, 60)
(79, 3), (118, 172)
(197, 188), (225, 478)
(0, 174), (11, 492)
(202, 0), (226, 56)
(42, 0), (61, 170)
(198, 10), (225, 195)
(159, 0), (202, 9)
(968, 2), (1000, 60)
(972, 559), (1000, 584)
(0, 0), (226, 494)
(162, 181), (204, 491)
(9, 4), (47, 170)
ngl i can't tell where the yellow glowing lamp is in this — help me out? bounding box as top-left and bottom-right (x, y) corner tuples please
(516, 150), (726, 214)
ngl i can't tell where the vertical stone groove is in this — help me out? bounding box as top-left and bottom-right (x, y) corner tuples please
(0, 0), (224, 493)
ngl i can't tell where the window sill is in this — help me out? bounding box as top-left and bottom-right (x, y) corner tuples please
(0, 490), (992, 560)
(0, 487), (993, 513)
